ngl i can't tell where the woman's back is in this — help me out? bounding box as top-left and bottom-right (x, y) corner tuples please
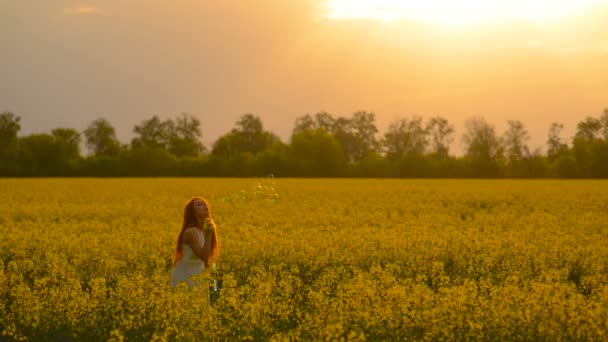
(171, 228), (205, 287)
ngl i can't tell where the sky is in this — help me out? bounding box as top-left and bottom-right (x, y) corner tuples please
(2, 0), (607, 154)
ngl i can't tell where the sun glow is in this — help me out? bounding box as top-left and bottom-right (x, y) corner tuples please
(324, 0), (600, 26)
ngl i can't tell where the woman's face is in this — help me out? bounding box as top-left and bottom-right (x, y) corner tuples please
(192, 199), (209, 218)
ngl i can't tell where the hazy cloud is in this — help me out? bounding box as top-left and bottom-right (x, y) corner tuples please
(63, 6), (101, 15)
(553, 40), (608, 55)
(3, 0), (606, 149)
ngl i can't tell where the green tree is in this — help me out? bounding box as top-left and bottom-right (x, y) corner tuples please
(211, 134), (240, 159)
(314, 111), (335, 132)
(391, 153), (435, 178)
(590, 140), (608, 178)
(600, 108), (608, 140)
(289, 129), (347, 177)
(426, 116), (454, 158)
(575, 117), (602, 142)
(332, 117), (357, 163)
(332, 111), (379, 163)
(503, 120), (530, 161)
(383, 116), (428, 159)
(18, 130), (83, 176)
(462, 117), (502, 177)
(235, 114), (274, 154)
(292, 111), (334, 134)
(293, 114), (316, 135)
(212, 114), (279, 157)
(547, 122), (568, 162)
(132, 114), (205, 157)
(351, 111), (379, 154)
(236, 113), (263, 134)
(131, 115), (173, 150)
(571, 137), (591, 177)
(253, 141), (290, 177)
(0, 112), (21, 160)
(293, 111), (378, 164)
(352, 152), (390, 177)
(18, 134), (61, 175)
(52, 128), (81, 159)
(84, 118), (120, 156)
(571, 113), (608, 178)
(169, 113), (205, 157)
(127, 146), (177, 176)
(502, 120), (532, 177)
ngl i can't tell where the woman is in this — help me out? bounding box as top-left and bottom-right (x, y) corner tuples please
(171, 197), (219, 288)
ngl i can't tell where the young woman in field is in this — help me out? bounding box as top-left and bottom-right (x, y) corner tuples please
(171, 197), (219, 288)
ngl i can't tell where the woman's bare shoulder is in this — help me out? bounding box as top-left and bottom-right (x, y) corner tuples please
(182, 227), (200, 242)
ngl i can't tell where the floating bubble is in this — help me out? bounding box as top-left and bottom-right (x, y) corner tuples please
(216, 179), (279, 206)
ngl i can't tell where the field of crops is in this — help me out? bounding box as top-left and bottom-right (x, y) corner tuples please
(1, 178), (607, 340)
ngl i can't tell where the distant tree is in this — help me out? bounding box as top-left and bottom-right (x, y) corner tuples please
(80, 155), (128, 177)
(332, 111), (379, 163)
(462, 117), (502, 177)
(463, 117), (501, 159)
(426, 116), (454, 158)
(547, 122), (568, 162)
(575, 117), (602, 142)
(351, 152), (390, 177)
(174, 113), (202, 141)
(351, 111), (380, 156)
(571, 136), (590, 177)
(234, 114), (273, 154)
(293, 114), (316, 135)
(212, 114), (279, 157)
(293, 112), (336, 135)
(127, 146), (177, 176)
(589, 140), (608, 178)
(315, 111), (335, 132)
(502, 120), (532, 178)
(0, 112), (21, 160)
(552, 154), (578, 178)
(18, 134), (61, 175)
(211, 135), (239, 158)
(132, 114), (204, 157)
(289, 128), (347, 176)
(503, 120), (530, 161)
(293, 111), (377, 163)
(391, 153), (435, 178)
(383, 116), (427, 159)
(84, 118), (121, 156)
(252, 141), (290, 177)
(600, 108), (608, 140)
(0, 112), (21, 140)
(571, 113), (608, 178)
(169, 113), (205, 157)
(52, 128), (81, 159)
(236, 113), (262, 134)
(131, 115), (173, 150)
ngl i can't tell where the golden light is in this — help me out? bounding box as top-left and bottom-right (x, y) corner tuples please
(324, 0), (600, 26)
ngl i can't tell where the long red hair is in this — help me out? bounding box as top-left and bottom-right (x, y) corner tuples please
(173, 197), (219, 268)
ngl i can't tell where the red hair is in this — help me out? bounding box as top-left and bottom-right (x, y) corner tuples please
(173, 197), (219, 268)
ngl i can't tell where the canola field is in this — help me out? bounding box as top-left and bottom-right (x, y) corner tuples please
(1, 178), (608, 341)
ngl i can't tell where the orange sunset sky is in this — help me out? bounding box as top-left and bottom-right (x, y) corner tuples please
(2, 0), (607, 153)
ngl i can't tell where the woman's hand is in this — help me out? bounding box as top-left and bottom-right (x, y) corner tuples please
(203, 219), (215, 232)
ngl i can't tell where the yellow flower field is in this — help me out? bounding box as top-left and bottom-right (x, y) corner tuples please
(1, 178), (607, 340)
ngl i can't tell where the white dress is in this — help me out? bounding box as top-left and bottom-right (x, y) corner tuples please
(171, 228), (206, 287)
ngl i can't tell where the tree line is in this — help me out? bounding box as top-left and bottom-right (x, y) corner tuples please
(1, 109), (607, 178)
